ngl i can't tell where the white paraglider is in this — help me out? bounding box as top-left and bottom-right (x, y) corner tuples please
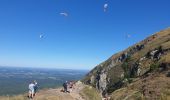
(126, 34), (131, 38)
(60, 12), (68, 17)
(104, 3), (108, 12)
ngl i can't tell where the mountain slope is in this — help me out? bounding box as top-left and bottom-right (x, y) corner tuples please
(82, 27), (170, 100)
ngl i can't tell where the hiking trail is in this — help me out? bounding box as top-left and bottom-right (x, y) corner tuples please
(33, 81), (85, 100)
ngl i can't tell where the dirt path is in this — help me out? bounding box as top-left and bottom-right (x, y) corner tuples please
(34, 88), (84, 100)
(33, 81), (85, 100)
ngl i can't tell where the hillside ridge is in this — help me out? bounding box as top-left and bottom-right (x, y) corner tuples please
(82, 27), (170, 100)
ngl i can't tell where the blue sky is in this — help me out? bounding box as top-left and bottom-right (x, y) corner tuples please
(0, 0), (170, 70)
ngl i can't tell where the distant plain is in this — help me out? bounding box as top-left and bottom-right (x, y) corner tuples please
(0, 67), (88, 96)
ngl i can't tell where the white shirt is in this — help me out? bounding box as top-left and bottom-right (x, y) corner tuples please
(29, 83), (35, 91)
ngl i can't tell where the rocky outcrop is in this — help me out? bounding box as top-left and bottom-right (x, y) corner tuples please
(98, 72), (107, 92)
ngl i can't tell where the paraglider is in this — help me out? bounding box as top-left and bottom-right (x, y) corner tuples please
(126, 34), (131, 39)
(104, 3), (108, 12)
(60, 12), (68, 17)
(39, 33), (44, 39)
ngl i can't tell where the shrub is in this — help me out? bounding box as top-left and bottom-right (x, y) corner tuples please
(150, 63), (159, 71)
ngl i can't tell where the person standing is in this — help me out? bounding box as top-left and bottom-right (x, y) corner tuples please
(28, 82), (35, 99)
(63, 81), (68, 93)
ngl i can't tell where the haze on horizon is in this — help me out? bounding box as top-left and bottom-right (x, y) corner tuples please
(0, 0), (170, 70)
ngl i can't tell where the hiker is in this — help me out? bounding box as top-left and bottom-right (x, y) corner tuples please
(63, 81), (68, 93)
(34, 80), (38, 96)
(28, 82), (35, 99)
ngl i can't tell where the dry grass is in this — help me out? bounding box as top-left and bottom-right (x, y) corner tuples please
(110, 88), (142, 100)
(110, 70), (170, 100)
(80, 86), (101, 100)
(0, 95), (26, 100)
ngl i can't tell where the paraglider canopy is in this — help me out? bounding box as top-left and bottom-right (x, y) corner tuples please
(39, 33), (44, 39)
(125, 34), (131, 39)
(104, 3), (108, 12)
(60, 12), (68, 17)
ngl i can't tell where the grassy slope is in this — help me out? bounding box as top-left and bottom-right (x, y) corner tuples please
(80, 86), (102, 100)
(110, 70), (170, 100)
(109, 28), (170, 99)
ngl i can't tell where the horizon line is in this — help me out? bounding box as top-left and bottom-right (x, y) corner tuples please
(0, 65), (91, 71)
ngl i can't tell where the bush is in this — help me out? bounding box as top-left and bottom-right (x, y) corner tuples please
(150, 63), (159, 71)
(120, 56), (137, 84)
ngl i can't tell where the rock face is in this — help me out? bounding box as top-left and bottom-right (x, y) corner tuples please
(82, 28), (170, 98)
(98, 72), (107, 92)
